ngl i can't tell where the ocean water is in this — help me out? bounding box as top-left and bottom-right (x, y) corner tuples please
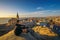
(0, 18), (10, 24)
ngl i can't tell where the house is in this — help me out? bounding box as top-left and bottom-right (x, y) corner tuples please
(40, 22), (48, 27)
(53, 25), (60, 35)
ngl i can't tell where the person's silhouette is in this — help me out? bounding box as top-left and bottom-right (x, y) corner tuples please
(14, 20), (27, 36)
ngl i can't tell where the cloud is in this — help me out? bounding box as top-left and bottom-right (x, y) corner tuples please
(20, 10), (60, 17)
(36, 7), (43, 10)
(30, 11), (44, 14)
(19, 10), (48, 17)
(50, 4), (56, 7)
(0, 9), (60, 17)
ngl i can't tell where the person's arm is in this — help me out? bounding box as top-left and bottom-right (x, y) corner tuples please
(14, 26), (17, 30)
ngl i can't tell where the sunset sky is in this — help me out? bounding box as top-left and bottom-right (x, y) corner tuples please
(0, 0), (60, 17)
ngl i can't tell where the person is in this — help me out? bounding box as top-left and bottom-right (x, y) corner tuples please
(14, 20), (27, 36)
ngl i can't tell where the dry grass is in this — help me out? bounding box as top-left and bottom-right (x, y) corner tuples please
(0, 26), (58, 40)
(0, 30), (25, 40)
(32, 26), (58, 37)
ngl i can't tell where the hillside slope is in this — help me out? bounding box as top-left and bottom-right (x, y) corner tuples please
(0, 26), (59, 40)
(32, 26), (58, 36)
(0, 30), (25, 40)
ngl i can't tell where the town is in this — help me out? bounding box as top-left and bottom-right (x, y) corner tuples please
(0, 13), (60, 40)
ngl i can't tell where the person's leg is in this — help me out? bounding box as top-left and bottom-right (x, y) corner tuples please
(20, 33), (37, 40)
(14, 28), (22, 36)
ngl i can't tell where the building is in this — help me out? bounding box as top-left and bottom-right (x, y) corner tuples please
(17, 12), (19, 20)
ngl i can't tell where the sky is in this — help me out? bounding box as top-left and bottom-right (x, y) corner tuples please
(0, 0), (60, 17)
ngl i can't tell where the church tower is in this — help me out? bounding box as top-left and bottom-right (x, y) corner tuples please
(17, 12), (19, 20)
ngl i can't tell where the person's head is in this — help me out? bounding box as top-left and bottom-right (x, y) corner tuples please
(17, 20), (20, 23)
(17, 20), (23, 24)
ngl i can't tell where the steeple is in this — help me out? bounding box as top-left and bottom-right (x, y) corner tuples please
(17, 12), (19, 19)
